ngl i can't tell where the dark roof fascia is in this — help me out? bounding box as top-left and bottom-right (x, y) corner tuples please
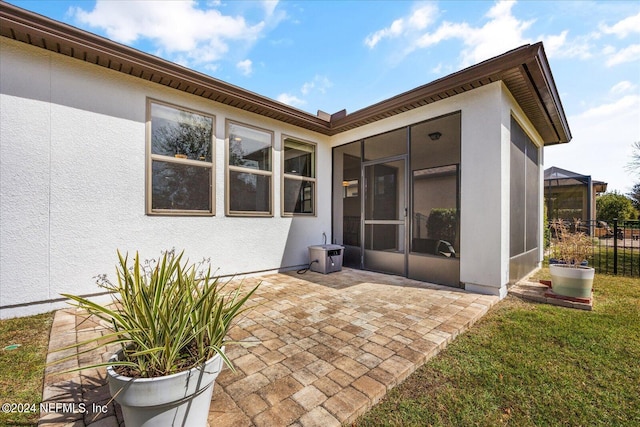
(332, 44), (539, 128)
(524, 43), (572, 145)
(544, 166), (587, 180)
(331, 43), (571, 144)
(0, 2), (571, 144)
(0, 2), (330, 132)
(544, 166), (607, 190)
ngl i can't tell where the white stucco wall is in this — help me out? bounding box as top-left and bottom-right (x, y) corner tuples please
(461, 82), (544, 297)
(1, 36), (548, 317)
(459, 83), (508, 297)
(0, 38), (332, 318)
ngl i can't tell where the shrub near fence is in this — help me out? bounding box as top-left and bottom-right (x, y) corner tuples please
(548, 219), (640, 277)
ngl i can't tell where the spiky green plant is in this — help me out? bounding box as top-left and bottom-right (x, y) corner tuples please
(53, 250), (259, 378)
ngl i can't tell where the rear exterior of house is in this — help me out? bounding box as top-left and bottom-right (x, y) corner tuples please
(0, 3), (571, 318)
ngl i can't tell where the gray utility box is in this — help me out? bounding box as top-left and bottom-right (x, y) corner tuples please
(308, 244), (345, 274)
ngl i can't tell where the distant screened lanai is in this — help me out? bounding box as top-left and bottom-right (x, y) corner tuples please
(544, 166), (608, 223)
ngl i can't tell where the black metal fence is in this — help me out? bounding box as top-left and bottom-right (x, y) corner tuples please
(547, 219), (640, 277)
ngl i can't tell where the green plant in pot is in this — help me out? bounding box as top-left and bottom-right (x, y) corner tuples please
(52, 249), (259, 427)
(549, 219), (595, 299)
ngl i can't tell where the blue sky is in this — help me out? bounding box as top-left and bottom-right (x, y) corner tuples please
(7, 0), (640, 193)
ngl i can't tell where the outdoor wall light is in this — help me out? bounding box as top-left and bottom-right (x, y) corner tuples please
(428, 131), (442, 140)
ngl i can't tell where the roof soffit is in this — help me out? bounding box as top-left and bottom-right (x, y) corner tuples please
(0, 2), (571, 144)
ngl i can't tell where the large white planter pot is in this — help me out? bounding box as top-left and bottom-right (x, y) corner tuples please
(549, 264), (594, 299)
(107, 347), (224, 427)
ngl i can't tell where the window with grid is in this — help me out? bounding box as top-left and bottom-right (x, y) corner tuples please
(147, 101), (214, 215)
(227, 121), (273, 216)
(282, 138), (316, 216)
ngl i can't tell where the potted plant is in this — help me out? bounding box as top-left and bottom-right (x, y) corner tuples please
(52, 249), (259, 427)
(549, 219), (595, 299)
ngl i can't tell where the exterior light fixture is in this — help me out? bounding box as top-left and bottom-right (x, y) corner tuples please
(428, 131), (442, 141)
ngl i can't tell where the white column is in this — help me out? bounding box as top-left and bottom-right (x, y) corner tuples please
(460, 83), (509, 298)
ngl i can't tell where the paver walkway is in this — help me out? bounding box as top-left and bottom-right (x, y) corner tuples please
(40, 268), (499, 426)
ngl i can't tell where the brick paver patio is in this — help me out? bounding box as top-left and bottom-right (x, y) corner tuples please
(40, 268), (499, 426)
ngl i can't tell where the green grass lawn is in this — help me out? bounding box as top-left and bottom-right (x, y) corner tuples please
(0, 311), (54, 426)
(356, 270), (640, 426)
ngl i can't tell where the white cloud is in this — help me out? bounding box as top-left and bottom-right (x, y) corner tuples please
(600, 12), (640, 39)
(540, 30), (568, 56)
(366, 0), (544, 68)
(605, 44), (640, 67)
(541, 31), (594, 60)
(277, 93), (306, 107)
(418, 0), (534, 67)
(70, 0), (278, 69)
(546, 94), (640, 193)
(364, 3), (438, 48)
(367, 0), (637, 69)
(486, 0), (515, 19)
(277, 75), (333, 109)
(565, 16), (640, 189)
(300, 82), (312, 96)
(236, 59), (253, 76)
(408, 4), (436, 30)
(578, 94), (639, 120)
(364, 19), (403, 48)
(300, 75), (333, 95)
(456, 0), (534, 66)
(610, 81), (637, 95)
(413, 21), (470, 50)
(262, 0), (279, 18)
(595, 12), (640, 68)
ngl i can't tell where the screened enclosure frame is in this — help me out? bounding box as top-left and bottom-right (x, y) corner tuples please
(544, 166), (607, 224)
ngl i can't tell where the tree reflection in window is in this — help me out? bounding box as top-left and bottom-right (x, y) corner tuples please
(227, 122), (273, 215)
(151, 103), (212, 161)
(228, 123), (271, 170)
(148, 102), (214, 214)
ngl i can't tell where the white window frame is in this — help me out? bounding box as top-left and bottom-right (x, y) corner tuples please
(225, 120), (274, 217)
(146, 99), (215, 216)
(281, 136), (317, 217)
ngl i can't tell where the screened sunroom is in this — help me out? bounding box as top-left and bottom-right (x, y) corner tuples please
(332, 113), (461, 287)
